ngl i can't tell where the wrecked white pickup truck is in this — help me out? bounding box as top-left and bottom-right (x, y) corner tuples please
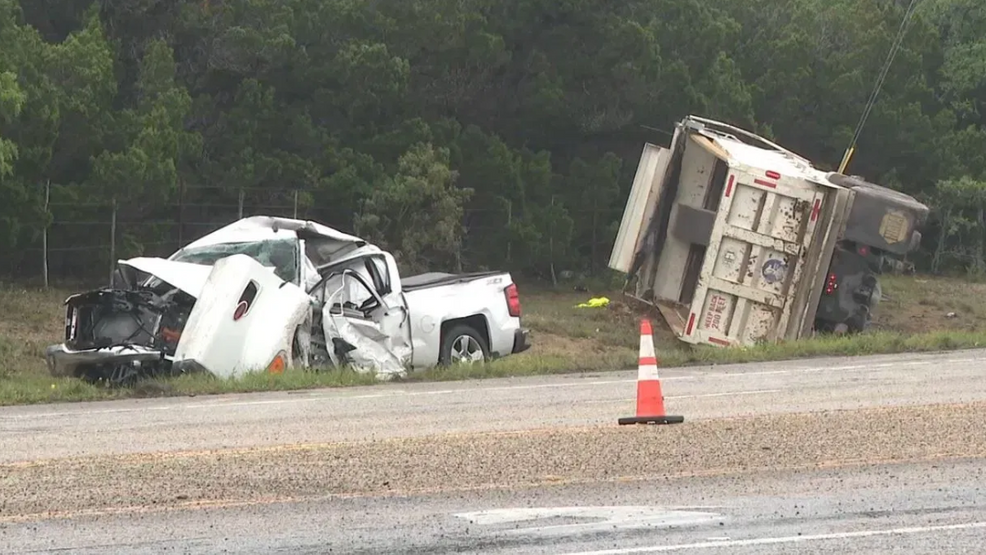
(45, 216), (531, 385)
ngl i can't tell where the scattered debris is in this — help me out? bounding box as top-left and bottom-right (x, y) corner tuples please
(576, 297), (610, 309)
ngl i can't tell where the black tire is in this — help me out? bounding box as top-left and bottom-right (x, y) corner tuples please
(439, 324), (490, 366)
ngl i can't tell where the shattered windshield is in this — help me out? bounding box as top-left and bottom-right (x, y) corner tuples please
(171, 239), (300, 284)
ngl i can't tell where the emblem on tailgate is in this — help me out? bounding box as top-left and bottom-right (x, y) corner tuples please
(761, 259), (787, 284)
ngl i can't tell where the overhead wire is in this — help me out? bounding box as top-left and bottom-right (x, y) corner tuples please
(838, 0), (924, 173)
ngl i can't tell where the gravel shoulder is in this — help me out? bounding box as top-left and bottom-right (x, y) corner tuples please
(3, 400), (985, 523)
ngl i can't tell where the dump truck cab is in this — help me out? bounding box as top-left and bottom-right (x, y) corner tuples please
(812, 174), (928, 333)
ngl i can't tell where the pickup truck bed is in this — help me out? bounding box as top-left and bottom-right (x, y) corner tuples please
(401, 271), (503, 292)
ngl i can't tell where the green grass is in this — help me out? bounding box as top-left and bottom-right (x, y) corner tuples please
(2, 273), (986, 405)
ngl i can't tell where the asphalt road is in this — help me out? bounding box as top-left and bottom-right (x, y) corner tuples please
(2, 349), (986, 554)
(3, 349), (986, 463)
(3, 457), (984, 554)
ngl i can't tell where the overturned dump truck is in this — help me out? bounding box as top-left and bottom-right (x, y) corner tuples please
(609, 115), (929, 348)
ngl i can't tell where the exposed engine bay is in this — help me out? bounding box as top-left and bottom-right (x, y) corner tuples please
(59, 285), (196, 385)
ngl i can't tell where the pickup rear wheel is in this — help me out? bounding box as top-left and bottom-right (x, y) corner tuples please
(440, 325), (490, 366)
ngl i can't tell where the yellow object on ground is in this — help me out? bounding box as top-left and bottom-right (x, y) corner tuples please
(576, 297), (610, 309)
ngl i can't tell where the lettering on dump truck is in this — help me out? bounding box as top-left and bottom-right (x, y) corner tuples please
(703, 294), (729, 332)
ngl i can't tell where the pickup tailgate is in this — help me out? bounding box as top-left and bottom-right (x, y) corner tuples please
(401, 271), (528, 367)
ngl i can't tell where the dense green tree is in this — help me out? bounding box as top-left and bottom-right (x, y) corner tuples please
(354, 142), (472, 273)
(0, 0), (984, 282)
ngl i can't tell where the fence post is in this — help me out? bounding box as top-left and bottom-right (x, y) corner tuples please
(506, 200), (512, 264)
(549, 196), (557, 286)
(42, 180), (50, 288)
(238, 188), (244, 219)
(177, 178), (185, 249)
(109, 198), (117, 287)
(591, 205), (598, 276)
(293, 189), (298, 219)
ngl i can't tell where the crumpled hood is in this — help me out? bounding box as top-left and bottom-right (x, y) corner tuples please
(120, 257), (213, 298)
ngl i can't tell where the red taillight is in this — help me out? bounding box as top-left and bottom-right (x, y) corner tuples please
(765, 170), (782, 180)
(233, 280), (258, 321)
(858, 245), (869, 256)
(505, 284), (521, 318)
(825, 273), (838, 295)
(233, 301), (249, 321)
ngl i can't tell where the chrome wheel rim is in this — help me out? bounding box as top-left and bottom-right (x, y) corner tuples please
(450, 335), (484, 364)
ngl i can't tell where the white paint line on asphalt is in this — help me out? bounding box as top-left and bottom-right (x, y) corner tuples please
(560, 520), (986, 554)
(661, 358), (973, 381)
(3, 356), (980, 420)
(668, 389), (781, 400)
(581, 389), (781, 405)
(456, 506), (724, 536)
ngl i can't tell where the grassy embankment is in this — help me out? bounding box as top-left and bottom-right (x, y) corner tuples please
(1, 273), (984, 405)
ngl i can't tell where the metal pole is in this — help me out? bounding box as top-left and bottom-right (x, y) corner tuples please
(42, 180), (50, 288)
(238, 188), (244, 218)
(591, 206), (598, 275)
(177, 178), (185, 248)
(109, 198), (117, 287)
(836, 0), (921, 174)
(293, 189), (298, 219)
(549, 196), (557, 287)
(506, 201), (512, 263)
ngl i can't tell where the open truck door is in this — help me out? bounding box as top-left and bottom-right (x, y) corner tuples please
(311, 254), (412, 379)
(610, 116), (854, 348)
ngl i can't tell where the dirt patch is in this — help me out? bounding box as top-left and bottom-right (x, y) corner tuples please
(874, 275), (986, 334)
(528, 332), (617, 358)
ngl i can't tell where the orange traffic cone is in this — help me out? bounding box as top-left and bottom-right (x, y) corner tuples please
(618, 319), (684, 425)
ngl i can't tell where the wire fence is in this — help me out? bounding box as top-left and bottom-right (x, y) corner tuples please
(1, 184), (624, 288)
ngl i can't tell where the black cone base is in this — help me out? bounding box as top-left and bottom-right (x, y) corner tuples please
(618, 415), (685, 425)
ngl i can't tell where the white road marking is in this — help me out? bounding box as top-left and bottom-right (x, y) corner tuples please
(660, 358), (973, 381)
(3, 355), (981, 420)
(561, 521), (986, 554)
(455, 506), (723, 536)
(581, 389), (781, 406)
(668, 389), (781, 400)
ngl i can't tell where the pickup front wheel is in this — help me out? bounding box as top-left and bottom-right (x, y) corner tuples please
(440, 325), (490, 366)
